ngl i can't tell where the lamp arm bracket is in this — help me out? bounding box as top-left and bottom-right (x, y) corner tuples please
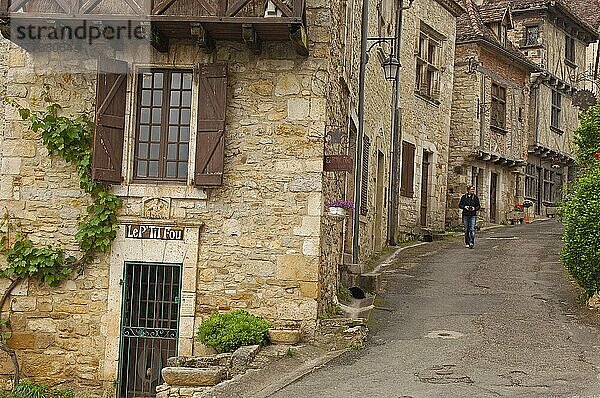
(366, 36), (396, 54)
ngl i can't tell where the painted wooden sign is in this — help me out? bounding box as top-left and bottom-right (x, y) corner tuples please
(324, 155), (354, 172)
(125, 224), (184, 240)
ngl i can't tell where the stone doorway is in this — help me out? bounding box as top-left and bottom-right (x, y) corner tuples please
(118, 262), (182, 398)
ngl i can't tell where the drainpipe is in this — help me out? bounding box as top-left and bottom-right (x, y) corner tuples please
(352, 0), (369, 264)
(387, 1), (404, 246)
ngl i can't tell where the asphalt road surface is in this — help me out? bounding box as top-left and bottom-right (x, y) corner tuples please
(271, 220), (600, 398)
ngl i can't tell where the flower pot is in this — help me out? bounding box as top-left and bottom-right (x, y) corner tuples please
(328, 206), (346, 216)
(524, 214), (533, 224)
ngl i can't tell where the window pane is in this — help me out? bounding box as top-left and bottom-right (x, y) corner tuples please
(137, 160), (148, 177)
(170, 109), (180, 124)
(181, 109), (191, 125)
(180, 127), (190, 141)
(138, 143), (149, 157)
(140, 125), (150, 141)
(181, 91), (192, 107)
(179, 144), (189, 161)
(141, 108), (150, 124)
(183, 73), (192, 89)
(172, 73), (181, 89)
(170, 92), (181, 107)
(167, 144), (177, 160)
(142, 90), (151, 106)
(149, 161), (159, 177)
(142, 74), (153, 88)
(154, 73), (163, 88)
(168, 126), (178, 141)
(178, 163), (188, 178)
(166, 162), (176, 177)
(152, 108), (162, 123)
(153, 90), (163, 106)
(150, 144), (160, 159)
(151, 126), (161, 141)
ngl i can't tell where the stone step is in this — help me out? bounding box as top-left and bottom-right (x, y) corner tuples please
(161, 366), (226, 387)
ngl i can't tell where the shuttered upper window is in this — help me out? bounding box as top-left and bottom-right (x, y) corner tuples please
(134, 69), (193, 182)
(490, 83), (506, 131)
(91, 59), (227, 188)
(415, 24), (442, 102)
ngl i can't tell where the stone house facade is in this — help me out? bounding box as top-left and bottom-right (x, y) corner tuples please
(0, 0), (400, 394)
(502, 0), (598, 216)
(393, 0), (464, 239)
(447, 0), (539, 225)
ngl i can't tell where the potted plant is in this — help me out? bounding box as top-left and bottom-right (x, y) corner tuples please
(326, 200), (354, 216)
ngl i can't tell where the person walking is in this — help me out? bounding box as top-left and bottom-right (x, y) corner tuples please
(459, 185), (480, 249)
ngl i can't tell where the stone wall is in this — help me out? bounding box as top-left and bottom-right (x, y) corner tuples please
(0, 2), (341, 387)
(447, 41), (532, 225)
(396, 0), (458, 238)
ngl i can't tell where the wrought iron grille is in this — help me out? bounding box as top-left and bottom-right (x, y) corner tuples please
(119, 262), (182, 398)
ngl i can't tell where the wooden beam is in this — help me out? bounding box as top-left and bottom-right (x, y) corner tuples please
(152, 0), (178, 15)
(141, 23), (169, 52)
(289, 23), (307, 56)
(242, 23), (260, 54)
(226, 0), (251, 17)
(9, 0), (30, 12)
(270, 0), (292, 17)
(79, 0), (103, 14)
(54, 0), (72, 13)
(190, 23), (215, 53)
(217, 0), (226, 16)
(293, 0), (304, 17)
(124, 0), (145, 16)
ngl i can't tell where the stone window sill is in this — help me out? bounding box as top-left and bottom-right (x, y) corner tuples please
(550, 126), (564, 135)
(111, 183), (207, 200)
(414, 92), (441, 107)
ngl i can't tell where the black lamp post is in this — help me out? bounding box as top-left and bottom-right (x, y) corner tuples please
(352, 0), (415, 264)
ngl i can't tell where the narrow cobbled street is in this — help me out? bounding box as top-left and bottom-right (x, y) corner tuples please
(271, 220), (600, 398)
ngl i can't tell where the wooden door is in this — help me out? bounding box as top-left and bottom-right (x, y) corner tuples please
(420, 151), (430, 226)
(490, 172), (498, 223)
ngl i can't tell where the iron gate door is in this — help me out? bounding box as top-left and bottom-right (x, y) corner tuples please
(119, 262), (182, 398)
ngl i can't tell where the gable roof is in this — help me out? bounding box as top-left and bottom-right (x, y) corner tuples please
(486, 0), (599, 41)
(479, 1), (513, 28)
(456, 0), (539, 71)
(569, 0), (600, 30)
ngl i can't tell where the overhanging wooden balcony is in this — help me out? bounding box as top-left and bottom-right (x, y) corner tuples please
(0, 0), (308, 55)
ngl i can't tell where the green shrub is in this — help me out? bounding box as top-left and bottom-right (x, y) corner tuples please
(561, 166), (600, 297)
(196, 310), (271, 353)
(574, 105), (600, 168)
(0, 380), (73, 398)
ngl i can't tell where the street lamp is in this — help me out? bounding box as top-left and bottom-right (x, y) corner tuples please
(382, 55), (401, 81)
(352, 0), (414, 264)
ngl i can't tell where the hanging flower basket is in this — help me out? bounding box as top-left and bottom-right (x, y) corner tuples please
(326, 200), (354, 217)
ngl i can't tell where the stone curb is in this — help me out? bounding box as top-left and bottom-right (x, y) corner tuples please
(248, 349), (349, 398)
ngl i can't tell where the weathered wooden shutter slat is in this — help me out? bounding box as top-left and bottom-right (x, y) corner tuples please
(91, 57), (128, 184)
(360, 135), (371, 216)
(195, 64), (227, 187)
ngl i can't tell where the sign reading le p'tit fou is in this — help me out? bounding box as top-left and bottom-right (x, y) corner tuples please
(125, 224), (184, 241)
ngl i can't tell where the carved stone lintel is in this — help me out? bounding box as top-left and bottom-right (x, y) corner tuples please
(143, 198), (171, 219)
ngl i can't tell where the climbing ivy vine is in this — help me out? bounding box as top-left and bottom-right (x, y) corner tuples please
(0, 102), (122, 385)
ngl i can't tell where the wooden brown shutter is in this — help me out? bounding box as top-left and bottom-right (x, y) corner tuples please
(91, 57), (128, 183)
(400, 141), (415, 197)
(360, 135), (371, 216)
(195, 64), (227, 187)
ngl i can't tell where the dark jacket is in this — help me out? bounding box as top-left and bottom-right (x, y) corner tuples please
(459, 193), (481, 216)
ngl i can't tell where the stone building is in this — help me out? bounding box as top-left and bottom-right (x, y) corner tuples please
(500, 0), (598, 216)
(0, 0), (401, 394)
(391, 0), (465, 239)
(571, 0), (600, 94)
(447, 0), (598, 225)
(447, 0), (539, 225)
